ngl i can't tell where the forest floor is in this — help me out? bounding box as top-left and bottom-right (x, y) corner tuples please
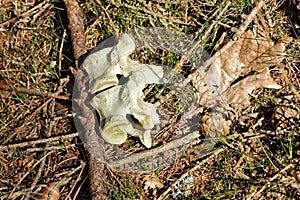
(0, 0), (299, 199)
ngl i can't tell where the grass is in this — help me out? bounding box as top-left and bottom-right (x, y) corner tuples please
(108, 172), (142, 200)
(0, 0), (299, 199)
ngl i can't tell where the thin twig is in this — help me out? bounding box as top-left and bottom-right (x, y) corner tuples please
(59, 30), (67, 75)
(173, 1), (231, 71)
(65, 161), (86, 199)
(7, 151), (54, 199)
(233, 0), (265, 39)
(30, 3), (52, 25)
(281, 66), (300, 101)
(0, 0), (50, 27)
(109, 132), (200, 167)
(72, 175), (88, 200)
(95, 0), (119, 34)
(246, 164), (294, 200)
(2, 98), (53, 145)
(26, 144), (77, 152)
(158, 147), (226, 200)
(24, 99), (56, 200)
(0, 85), (70, 100)
(189, 0), (265, 78)
(0, 132), (79, 150)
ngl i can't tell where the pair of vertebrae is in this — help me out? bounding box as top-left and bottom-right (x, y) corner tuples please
(83, 34), (163, 148)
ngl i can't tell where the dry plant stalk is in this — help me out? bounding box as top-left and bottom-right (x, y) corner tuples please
(35, 182), (60, 200)
(63, 0), (87, 67)
(63, 0), (107, 199)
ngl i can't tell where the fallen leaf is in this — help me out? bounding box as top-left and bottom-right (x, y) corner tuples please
(188, 30), (286, 136)
(143, 175), (164, 190)
(189, 30), (285, 106)
(227, 68), (281, 106)
(35, 182), (60, 200)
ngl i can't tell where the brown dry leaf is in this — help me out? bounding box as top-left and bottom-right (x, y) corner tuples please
(217, 30), (285, 86)
(35, 182), (60, 200)
(143, 175), (164, 190)
(217, 30), (284, 105)
(227, 68), (281, 106)
(189, 30), (286, 135)
(191, 30), (285, 107)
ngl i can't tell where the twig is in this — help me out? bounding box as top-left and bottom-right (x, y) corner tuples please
(246, 164), (294, 200)
(57, 156), (79, 168)
(30, 3), (52, 26)
(109, 132), (200, 167)
(173, 1), (231, 71)
(189, 0), (265, 78)
(158, 148), (226, 200)
(24, 157), (46, 200)
(24, 99), (56, 200)
(7, 151), (54, 199)
(95, 0), (119, 34)
(63, 0), (107, 198)
(0, 132), (79, 150)
(26, 144), (76, 152)
(58, 30), (67, 75)
(110, 105), (205, 168)
(233, 154), (246, 171)
(63, 0), (87, 67)
(73, 175), (88, 200)
(110, 0), (191, 27)
(0, 85), (70, 100)
(65, 161), (86, 199)
(235, 0), (265, 39)
(213, 32), (227, 51)
(281, 66), (300, 101)
(0, 0), (50, 28)
(1, 188), (33, 200)
(2, 98), (53, 145)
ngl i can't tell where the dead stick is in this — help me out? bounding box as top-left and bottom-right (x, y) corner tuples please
(24, 99), (56, 200)
(63, 0), (107, 199)
(3, 98), (53, 145)
(189, 0), (265, 78)
(174, 1), (231, 71)
(246, 164), (293, 200)
(233, 0), (265, 39)
(8, 151), (54, 199)
(0, 132), (79, 150)
(63, 0), (87, 68)
(0, 85), (70, 100)
(158, 148), (226, 200)
(110, 132), (200, 167)
(0, 0), (50, 27)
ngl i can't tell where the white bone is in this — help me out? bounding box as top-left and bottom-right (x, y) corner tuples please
(83, 33), (164, 148)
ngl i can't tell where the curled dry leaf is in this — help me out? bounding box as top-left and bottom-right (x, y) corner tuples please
(189, 30), (285, 107)
(35, 182), (60, 200)
(190, 30), (286, 135)
(143, 175), (164, 190)
(143, 175), (164, 196)
(227, 68), (281, 107)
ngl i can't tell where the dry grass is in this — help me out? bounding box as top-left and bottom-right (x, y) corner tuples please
(0, 0), (299, 199)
